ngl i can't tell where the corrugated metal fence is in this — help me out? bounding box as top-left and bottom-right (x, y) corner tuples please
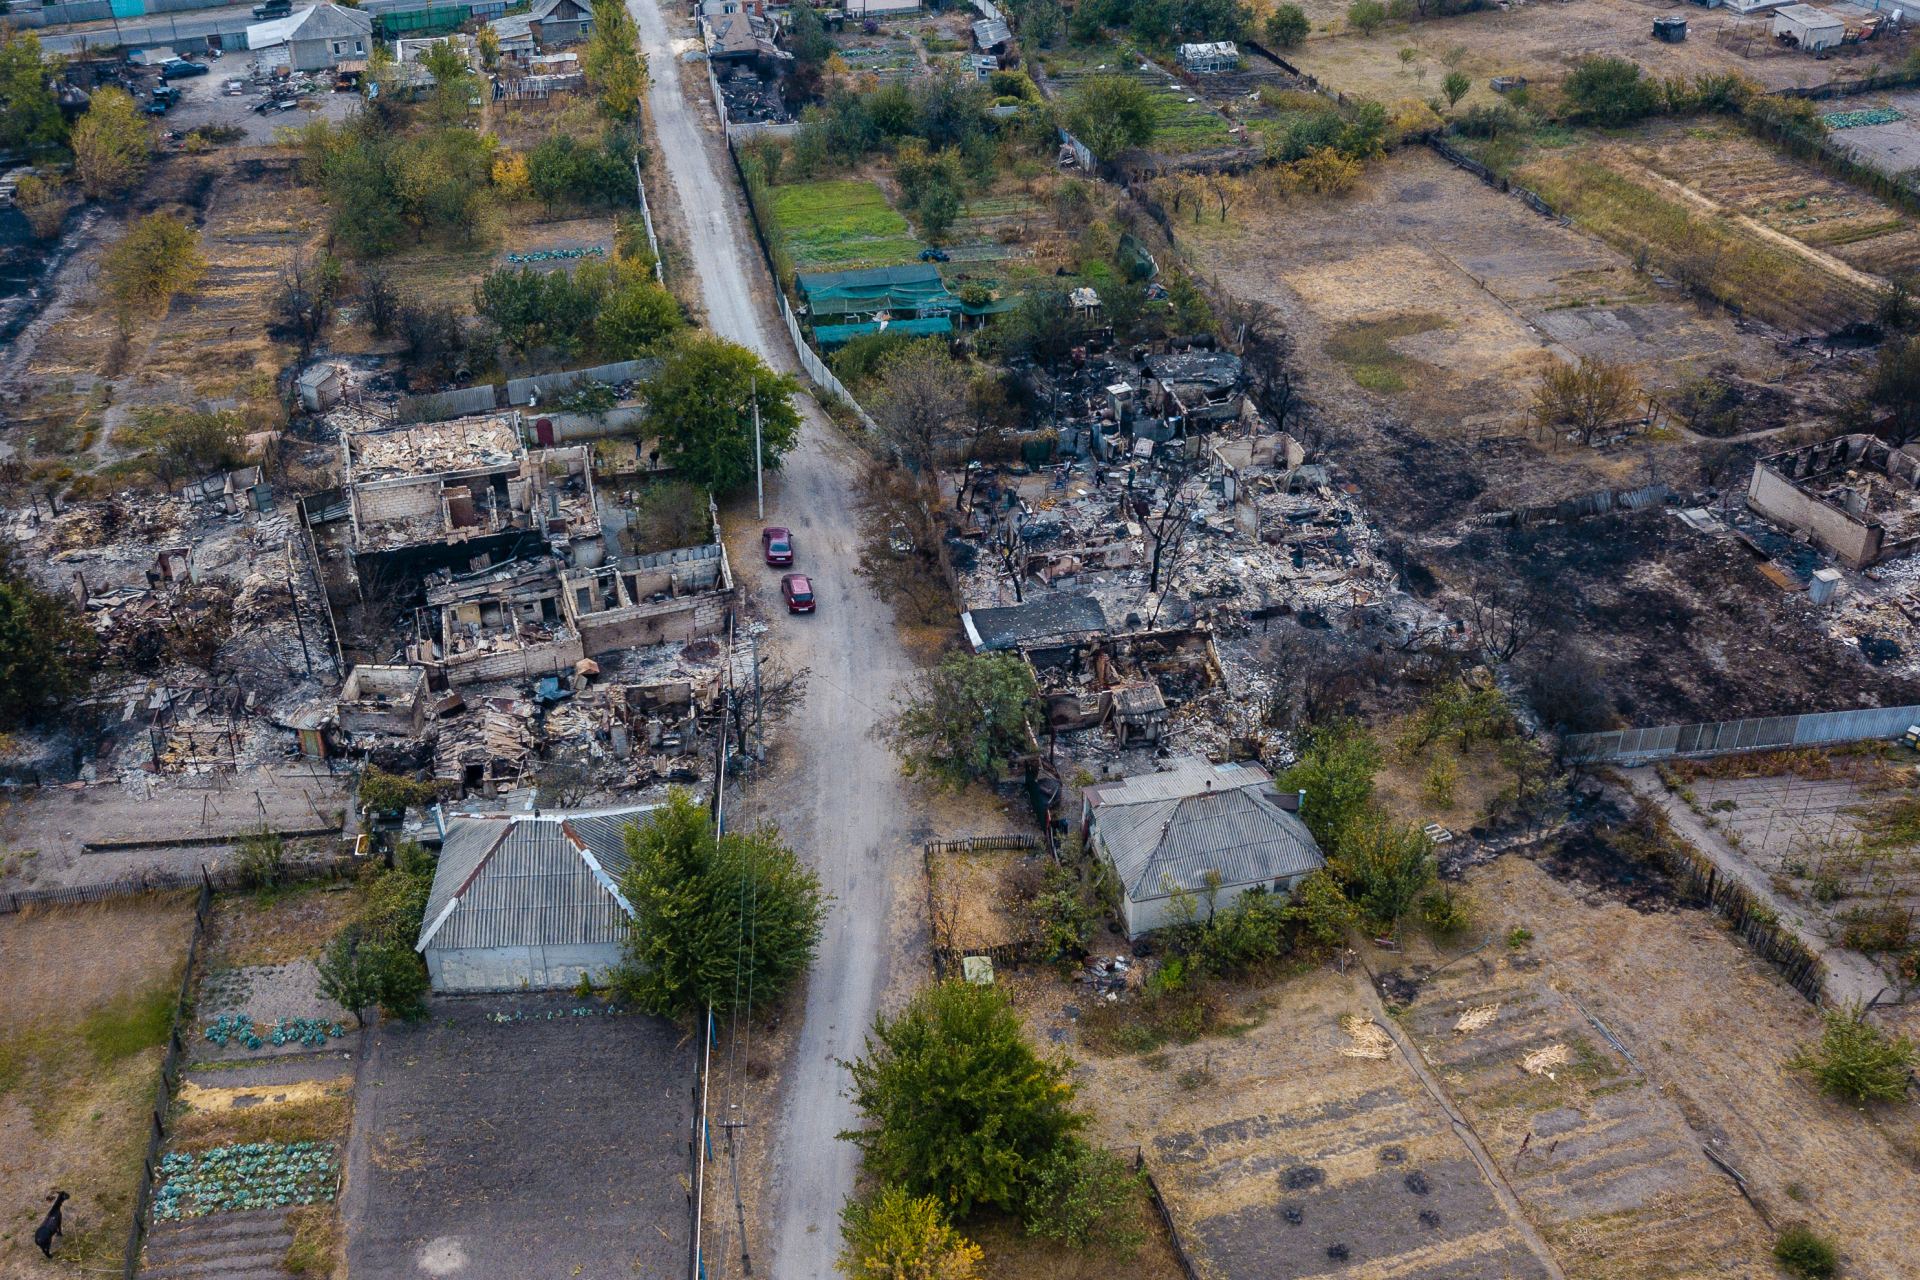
(1564, 704), (1920, 765)
(394, 383), (498, 424)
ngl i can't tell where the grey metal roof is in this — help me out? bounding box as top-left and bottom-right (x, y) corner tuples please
(1088, 757), (1323, 902)
(287, 4), (372, 39)
(962, 593), (1108, 652)
(972, 17), (1012, 46)
(417, 807), (652, 953)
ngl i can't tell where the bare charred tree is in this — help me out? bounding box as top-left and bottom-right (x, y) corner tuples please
(269, 251), (343, 360)
(865, 340), (972, 473)
(1462, 576), (1545, 665)
(1220, 296), (1303, 433)
(1530, 355), (1638, 446)
(536, 748), (596, 808)
(339, 560), (414, 663)
(1140, 451), (1201, 597)
(361, 268), (399, 340)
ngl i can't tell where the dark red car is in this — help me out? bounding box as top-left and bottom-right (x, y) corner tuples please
(762, 526), (793, 566)
(780, 573), (815, 614)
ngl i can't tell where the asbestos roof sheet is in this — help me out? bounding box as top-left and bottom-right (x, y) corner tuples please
(1088, 756), (1323, 902)
(962, 593), (1108, 651)
(417, 806), (654, 952)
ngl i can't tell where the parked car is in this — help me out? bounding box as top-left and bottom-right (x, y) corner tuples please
(161, 59), (210, 80)
(780, 573), (815, 614)
(142, 97), (171, 115)
(919, 247), (950, 262)
(761, 526), (793, 566)
(252, 0), (292, 17)
(253, 95), (300, 113)
(151, 85), (181, 104)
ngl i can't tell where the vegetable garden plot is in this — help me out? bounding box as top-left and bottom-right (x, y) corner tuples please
(154, 1142), (339, 1220)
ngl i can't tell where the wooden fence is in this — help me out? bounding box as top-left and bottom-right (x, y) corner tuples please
(922, 835), (1048, 979)
(1639, 813), (1827, 1003)
(1133, 1149), (1202, 1280)
(121, 873), (215, 1279)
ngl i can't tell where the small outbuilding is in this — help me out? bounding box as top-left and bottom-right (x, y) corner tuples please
(1082, 756), (1325, 938)
(297, 362), (344, 412)
(1772, 3), (1845, 48)
(246, 4), (372, 72)
(416, 806), (654, 992)
(1178, 40), (1239, 73)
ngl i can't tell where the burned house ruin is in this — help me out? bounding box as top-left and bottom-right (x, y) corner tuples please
(1746, 434), (1920, 569)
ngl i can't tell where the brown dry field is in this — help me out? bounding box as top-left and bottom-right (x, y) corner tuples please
(1623, 119), (1920, 278)
(1471, 853), (1920, 1280)
(929, 845), (1033, 951)
(202, 879), (363, 969)
(1180, 147), (1777, 508)
(0, 897), (196, 1276)
(998, 842), (1920, 1279)
(1278, 0), (1908, 110)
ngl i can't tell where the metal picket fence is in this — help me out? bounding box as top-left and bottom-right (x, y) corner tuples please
(1564, 704), (1920, 766)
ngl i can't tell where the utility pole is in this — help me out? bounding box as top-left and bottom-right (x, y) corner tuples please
(751, 379), (764, 521)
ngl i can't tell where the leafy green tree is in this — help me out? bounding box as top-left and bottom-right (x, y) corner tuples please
(318, 926), (429, 1024)
(1442, 69), (1470, 108)
(646, 335), (801, 493)
(998, 286), (1077, 362)
(1064, 74), (1157, 163)
(1013, 0), (1065, 49)
(1176, 0), (1250, 41)
(527, 132), (634, 214)
(583, 0), (647, 120)
(886, 652), (1042, 789)
(1333, 809), (1434, 927)
(0, 32), (66, 154)
(1277, 719), (1381, 850)
(595, 273), (682, 358)
(358, 765), (441, 818)
(616, 789), (826, 1017)
(1022, 1143), (1144, 1253)
(789, 0), (835, 68)
(71, 86), (150, 200)
(844, 982), (1084, 1216)
(838, 1186), (984, 1280)
(321, 126), (408, 256)
(1336, 98), (1390, 159)
(1346, 0), (1386, 35)
(102, 213), (206, 333)
(1789, 1007), (1918, 1104)
(0, 557), (97, 730)
(1264, 2), (1309, 47)
(1287, 869), (1358, 944)
(1562, 55), (1658, 126)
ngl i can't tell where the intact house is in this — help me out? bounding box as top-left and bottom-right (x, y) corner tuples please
(246, 4), (372, 72)
(1745, 433), (1920, 569)
(1082, 756), (1324, 937)
(530, 0), (595, 45)
(416, 806), (652, 991)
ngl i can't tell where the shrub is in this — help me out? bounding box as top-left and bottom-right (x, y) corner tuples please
(1347, 0), (1386, 35)
(1561, 56), (1659, 127)
(838, 1185), (983, 1280)
(1773, 1225), (1839, 1280)
(1022, 1143), (1144, 1254)
(887, 652), (1042, 789)
(1333, 810), (1435, 928)
(1264, 2), (1309, 47)
(1788, 1007), (1917, 1104)
(235, 831), (286, 890)
(1418, 887), (1470, 939)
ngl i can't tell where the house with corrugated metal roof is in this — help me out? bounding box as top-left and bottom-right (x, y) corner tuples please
(1082, 756), (1323, 937)
(415, 805), (654, 991)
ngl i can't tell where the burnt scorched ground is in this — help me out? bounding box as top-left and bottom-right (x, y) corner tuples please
(1439, 507), (1920, 728)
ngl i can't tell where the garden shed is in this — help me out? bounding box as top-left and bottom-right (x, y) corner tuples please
(1081, 757), (1324, 937)
(416, 805), (654, 992)
(1771, 3), (1844, 48)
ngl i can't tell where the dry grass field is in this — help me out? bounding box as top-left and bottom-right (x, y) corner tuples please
(1275, 0), (1903, 109)
(0, 897), (197, 1276)
(1179, 148), (1779, 507)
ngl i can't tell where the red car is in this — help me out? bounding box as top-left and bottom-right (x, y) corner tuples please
(780, 573), (815, 614)
(762, 526), (793, 566)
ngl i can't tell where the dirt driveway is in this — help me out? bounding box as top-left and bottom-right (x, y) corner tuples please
(339, 995), (693, 1280)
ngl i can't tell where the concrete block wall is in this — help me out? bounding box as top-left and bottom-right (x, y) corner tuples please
(355, 477), (444, 524)
(577, 593), (728, 656)
(1747, 463), (1883, 568)
(443, 635), (585, 685)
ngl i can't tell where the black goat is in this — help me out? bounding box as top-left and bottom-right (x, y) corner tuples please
(34, 1191), (69, 1258)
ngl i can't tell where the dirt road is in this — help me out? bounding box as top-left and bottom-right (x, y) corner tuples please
(625, 4), (922, 1275)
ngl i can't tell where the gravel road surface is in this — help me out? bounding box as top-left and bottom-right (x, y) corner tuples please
(624, 3), (923, 1274)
